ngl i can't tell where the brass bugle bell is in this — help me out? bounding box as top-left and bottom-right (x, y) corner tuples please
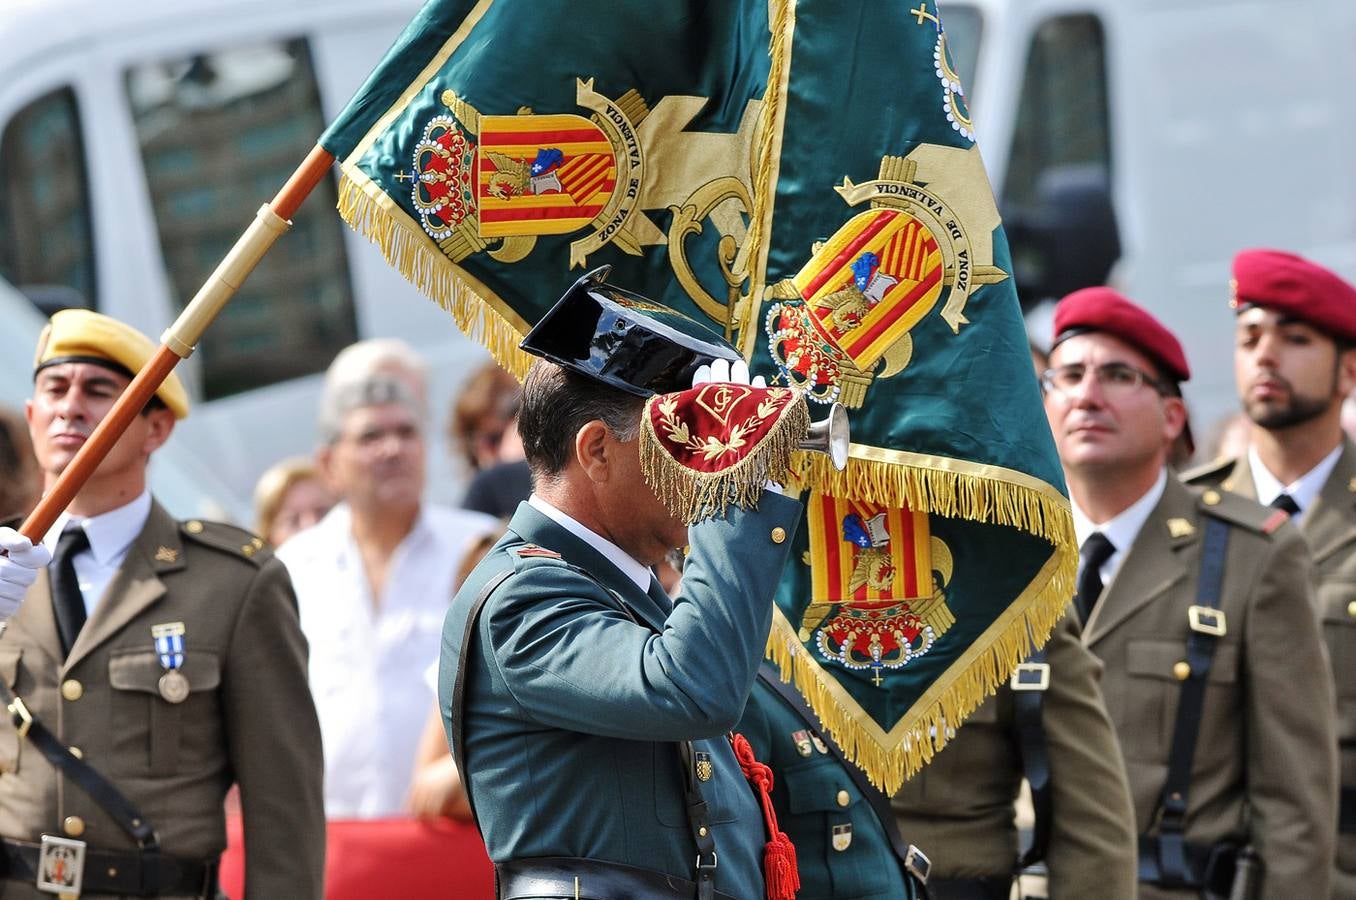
(799, 402), (850, 471)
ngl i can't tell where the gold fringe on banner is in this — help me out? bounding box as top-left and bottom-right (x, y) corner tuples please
(335, 171), (536, 379)
(787, 448), (1074, 545)
(640, 392), (810, 525)
(764, 534), (1075, 793)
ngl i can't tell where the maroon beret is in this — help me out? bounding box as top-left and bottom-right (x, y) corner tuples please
(1051, 286), (1191, 383)
(1231, 249), (1356, 342)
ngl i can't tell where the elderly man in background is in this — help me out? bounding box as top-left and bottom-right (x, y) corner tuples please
(278, 345), (497, 819)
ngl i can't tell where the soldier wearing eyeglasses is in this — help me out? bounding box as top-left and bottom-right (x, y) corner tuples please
(1185, 249), (1356, 897)
(1042, 287), (1337, 899)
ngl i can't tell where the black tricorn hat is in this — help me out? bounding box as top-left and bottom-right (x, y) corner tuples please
(519, 266), (741, 397)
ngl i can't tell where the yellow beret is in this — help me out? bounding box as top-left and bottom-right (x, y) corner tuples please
(34, 309), (190, 419)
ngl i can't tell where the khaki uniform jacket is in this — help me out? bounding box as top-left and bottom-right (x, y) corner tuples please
(0, 502), (324, 899)
(891, 611), (1137, 898)
(1186, 440), (1356, 898)
(1085, 477), (1337, 900)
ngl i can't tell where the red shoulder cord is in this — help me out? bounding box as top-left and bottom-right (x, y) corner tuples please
(730, 732), (800, 900)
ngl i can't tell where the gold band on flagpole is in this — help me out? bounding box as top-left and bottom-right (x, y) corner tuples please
(161, 205), (291, 358)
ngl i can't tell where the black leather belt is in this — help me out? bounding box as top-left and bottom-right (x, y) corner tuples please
(0, 838), (217, 897)
(924, 875), (1012, 900)
(496, 857), (738, 900)
(1341, 785), (1356, 834)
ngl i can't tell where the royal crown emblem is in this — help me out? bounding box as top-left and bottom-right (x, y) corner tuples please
(406, 80), (649, 269)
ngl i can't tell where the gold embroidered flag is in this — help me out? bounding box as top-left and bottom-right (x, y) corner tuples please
(318, 0), (1076, 791)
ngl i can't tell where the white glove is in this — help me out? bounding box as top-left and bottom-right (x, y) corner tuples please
(691, 357), (766, 389)
(0, 527), (51, 621)
(690, 359), (782, 494)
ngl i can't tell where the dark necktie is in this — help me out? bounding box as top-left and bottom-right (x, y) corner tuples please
(1074, 532), (1115, 624)
(50, 526), (91, 658)
(1270, 493), (1301, 517)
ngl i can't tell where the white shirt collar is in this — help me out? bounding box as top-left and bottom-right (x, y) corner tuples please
(527, 494), (653, 592)
(45, 490), (152, 565)
(1248, 442), (1343, 521)
(1071, 468), (1167, 586)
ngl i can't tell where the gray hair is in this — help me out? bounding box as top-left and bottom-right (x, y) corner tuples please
(325, 339), (429, 408)
(317, 375), (423, 444)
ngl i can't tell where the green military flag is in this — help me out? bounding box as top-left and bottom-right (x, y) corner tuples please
(321, 0), (1075, 792)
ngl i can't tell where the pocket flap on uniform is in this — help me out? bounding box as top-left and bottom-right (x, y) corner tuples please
(109, 650), (221, 694)
(783, 759), (860, 814)
(1318, 580), (1356, 627)
(1127, 639), (1237, 684)
(0, 648), (20, 689)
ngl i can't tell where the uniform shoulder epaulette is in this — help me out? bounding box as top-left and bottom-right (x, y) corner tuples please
(1192, 487), (1288, 536)
(179, 519), (271, 565)
(1180, 456), (1235, 486)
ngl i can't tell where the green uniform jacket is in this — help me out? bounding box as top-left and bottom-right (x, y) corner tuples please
(891, 611), (1136, 897)
(0, 502), (325, 899)
(1187, 439), (1356, 898)
(1085, 476), (1337, 900)
(439, 495), (800, 898)
(738, 676), (919, 900)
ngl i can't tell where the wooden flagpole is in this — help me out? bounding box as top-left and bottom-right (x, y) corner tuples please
(18, 146), (337, 543)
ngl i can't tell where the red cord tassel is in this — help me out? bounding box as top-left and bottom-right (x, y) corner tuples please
(731, 732), (800, 900)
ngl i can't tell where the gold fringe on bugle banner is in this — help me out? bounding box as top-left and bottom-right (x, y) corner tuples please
(765, 533), (1076, 794)
(639, 393), (810, 526)
(336, 174), (536, 379)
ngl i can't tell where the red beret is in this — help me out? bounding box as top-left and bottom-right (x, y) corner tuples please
(1231, 249), (1356, 342)
(1052, 286), (1190, 383)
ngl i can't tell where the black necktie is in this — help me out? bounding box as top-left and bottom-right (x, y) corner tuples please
(1075, 532), (1115, 624)
(1270, 493), (1301, 517)
(50, 527), (90, 658)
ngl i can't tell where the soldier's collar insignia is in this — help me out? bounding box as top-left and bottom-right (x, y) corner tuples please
(154, 546), (179, 563)
(1166, 518), (1196, 539)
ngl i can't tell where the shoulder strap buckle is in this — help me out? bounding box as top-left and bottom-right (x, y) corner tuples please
(7, 695), (32, 739)
(1187, 605), (1226, 637)
(1010, 661), (1050, 691)
(903, 845), (931, 884)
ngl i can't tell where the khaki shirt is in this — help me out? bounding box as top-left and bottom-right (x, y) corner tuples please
(0, 502), (324, 899)
(1187, 440), (1356, 898)
(1086, 476), (1336, 899)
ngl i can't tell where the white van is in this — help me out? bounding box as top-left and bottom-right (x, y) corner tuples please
(2, 0), (1353, 520)
(0, 0), (474, 523)
(938, 0), (1356, 433)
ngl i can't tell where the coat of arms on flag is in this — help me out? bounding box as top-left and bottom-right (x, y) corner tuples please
(318, 0), (1077, 793)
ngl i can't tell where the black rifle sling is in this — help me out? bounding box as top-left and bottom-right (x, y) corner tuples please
(1149, 515), (1230, 887)
(2, 680), (160, 852)
(1012, 646), (1053, 870)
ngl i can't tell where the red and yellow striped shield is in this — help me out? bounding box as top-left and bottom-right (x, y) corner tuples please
(478, 114), (617, 238)
(807, 492), (932, 604)
(793, 208), (945, 370)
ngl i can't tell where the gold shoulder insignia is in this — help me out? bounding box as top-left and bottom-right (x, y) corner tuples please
(180, 520), (271, 565)
(1195, 488), (1280, 537)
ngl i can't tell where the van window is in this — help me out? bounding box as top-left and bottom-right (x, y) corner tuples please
(0, 86), (98, 310)
(126, 39), (357, 400)
(1003, 14), (1110, 211)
